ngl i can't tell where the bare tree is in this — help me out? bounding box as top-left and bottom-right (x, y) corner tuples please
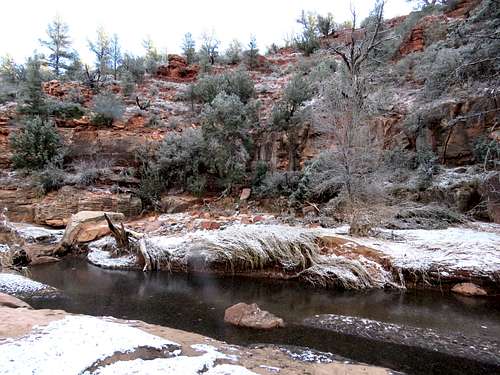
(322, 0), (392, 232)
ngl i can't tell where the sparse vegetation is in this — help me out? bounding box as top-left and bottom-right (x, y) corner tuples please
(91, 92), (125, 126)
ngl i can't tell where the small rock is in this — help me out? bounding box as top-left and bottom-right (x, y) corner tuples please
(224, 302), (284, 330)
(201, 220), (221, 230)
(0, 292), (32, 309)
(451, 282), (487, 296)
(240, 188), (252, 201)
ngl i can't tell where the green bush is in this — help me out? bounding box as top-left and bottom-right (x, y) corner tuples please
(192, 69), (255, 104)
(10, 116), (63, 170)
(157, 128), (204, 189)
(201, 93), (255, 189)
(121, 54), (146, 83)
(91, 92), (124, 126)
(46, 99), (85, 120)
(256, 171), (301, 198)
(474, 137), (499, 168)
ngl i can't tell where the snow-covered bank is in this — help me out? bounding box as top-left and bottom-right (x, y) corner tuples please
(89, 225), (396, 289)
(341, 224), (500, 279)
(87, 223), (500, 290)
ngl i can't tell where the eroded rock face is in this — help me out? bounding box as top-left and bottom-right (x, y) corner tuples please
(224, 302), (284, 329)
(451, 282), (487, 296)
(156, 55), (199, 82)
(34, 186), (141, 227)
(60, 211), (125, 248)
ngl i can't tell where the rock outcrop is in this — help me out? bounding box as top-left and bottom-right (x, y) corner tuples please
(59, 211), (125, 249)
(156, 55), (199, 82)
(224, 302), (284, 329)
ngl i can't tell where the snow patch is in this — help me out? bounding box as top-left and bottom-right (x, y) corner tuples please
(0, 315), (179, 375)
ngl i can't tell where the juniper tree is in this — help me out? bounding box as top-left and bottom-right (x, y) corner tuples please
(88, 27), (111, 76)
(0, 55), (23, 83)
(271, 74), (313, 171)
(201, 92), (255, 189)
(39, 16), (73, 77)
(294, 11), (320, 56)
(19, 55), (46, 116)
(245, 36), (259, 70)
(143, 37), (164, 73)
(317, 13), (336, 37)
(181, 33), (196, 65)
(109, 34), (122, 80)
(226, 39), (242, 65)
(9, 116), (62, 170)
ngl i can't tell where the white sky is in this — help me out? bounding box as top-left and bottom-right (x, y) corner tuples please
(1, 0), (414, 64)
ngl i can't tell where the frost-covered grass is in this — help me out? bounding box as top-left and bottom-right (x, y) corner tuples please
(89, 222), (500, 289)
(0, 315), (256, 375)
(89, 225), (396, 290)
(0, 273), (55, 296)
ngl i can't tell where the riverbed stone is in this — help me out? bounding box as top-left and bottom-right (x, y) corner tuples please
(0, 292), (31, 309)
(451, 282), (487, 296)
(224, 302), (284, 329)
(59, 211), (125, 248)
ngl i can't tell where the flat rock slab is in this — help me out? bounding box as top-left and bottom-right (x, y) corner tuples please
(303, 314), (500, 368)
(0, 292), (31, 309)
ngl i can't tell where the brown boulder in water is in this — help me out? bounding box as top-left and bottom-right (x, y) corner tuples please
(451, 282), (487, 296)
(224, 302), (284, 329)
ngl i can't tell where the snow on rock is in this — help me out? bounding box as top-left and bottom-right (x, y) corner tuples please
(0, 273), (55, 296)
(13, 224), (64, 244)
(87, 237), (137, 269)
(0, 315), (180, 375)
(90, 343), (253, 375)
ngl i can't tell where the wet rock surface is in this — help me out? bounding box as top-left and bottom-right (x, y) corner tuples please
(304, 314), (500, 369)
